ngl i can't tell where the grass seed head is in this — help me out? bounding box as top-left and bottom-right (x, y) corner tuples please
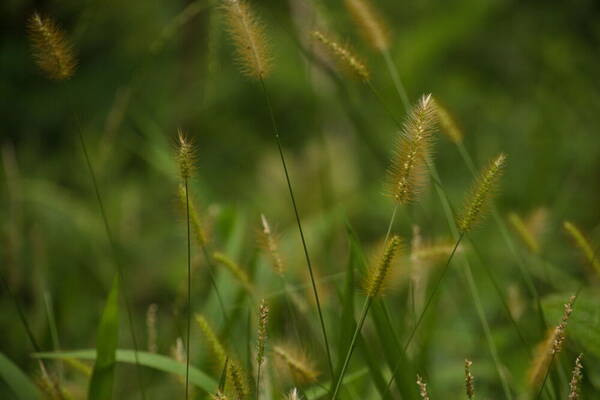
(465, 359), (474, 399)
(222, 0), (271, 79)
(416, 374), (430, 400)
(568, 353), (584, 400)
(563, 221), (600, 274)
(457, 153), (506, 233)
(273, 344), (319, 383)
(344, 0), (389, 51)
(434, 99), (463, 143)
(363, 235), (402, 297)
(551, 294), (575, 355)
(508, 212), (540, 253)
(385, 94), (438, 204)
(27, 13), (76, 80)
(256, 299), (270, 367)
(312, 31), (370, 81)
(258, 214), (285, 275)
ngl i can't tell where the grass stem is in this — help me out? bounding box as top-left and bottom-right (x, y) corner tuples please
(185, 178), (191, 400)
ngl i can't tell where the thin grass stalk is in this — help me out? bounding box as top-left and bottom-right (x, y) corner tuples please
(330, 297), (372, 400)
(258, 77), (334, 378)
(185, 179), (192, 400)
(381, 49), (410, 114)
(77, 130), (146, 400)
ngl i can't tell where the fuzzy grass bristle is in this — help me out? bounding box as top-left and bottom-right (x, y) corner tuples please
(416, 374), (430, 400)
(222, 0), (271, 79)
(434, 99), (463, 143)
(344, 0), (390, 51)
(258, 214), (285, 276)
(551, 294), (575, 355)
(385, 94), (438, 204)
(312, 31), (370, 81)
(457, 153), (506, 233)
(563, 221), (600, 274)
(464, 359), (474, 399)
(176, 130), (196, 181)
(196, 315), (227, 367)
(27, 13), (76, 80)
(568, 354), (584, 400)
(213, 251), (254, 294)
(273, 344), (319, 383)
(256, 299), (269, 367)
(363, 235), (402, 297)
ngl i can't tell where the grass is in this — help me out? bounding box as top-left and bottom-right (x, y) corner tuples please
(2, 0), (600, 399)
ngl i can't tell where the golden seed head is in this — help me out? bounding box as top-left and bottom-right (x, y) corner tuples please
(385, 94), (438, 204)
(213, 252), (254, 294)
(312, 31), (370, 81)
(508, 212), (540, 253)
(222, 0), (271, 79)
(273, 344), (319, 383)
(363, 235), (402, 297)
(176, 130), (195, 180)
(527, 329), (555, 389)
(568, 353), (584, 400)
(27, 13), (76, 80)
(196, 315), (227, 367)
(457, 153), (506, 233)
(257, 214), (285, 275)
(228, 360), (250, 400)
(416, 374), (430, 400)
(344, 0), (389, 51)
(465, 359), (474, 399)
(434, 99), (463, 143)
(256, 299), (270, 367)
(563, 221), (600, 274)
(551, 295), (575, 355)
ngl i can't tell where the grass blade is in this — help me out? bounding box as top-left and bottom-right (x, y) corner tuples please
(88, 275), (120, 400)
(0, 353), (42, 400)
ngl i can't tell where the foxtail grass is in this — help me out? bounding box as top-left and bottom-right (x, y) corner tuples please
(465, 359), (474, 399)
(256, 299), (269, 400)
(222, 1), (334, 378)
(568, 354), (584, 400)
(27, 13), (147, 399)
(331, 235), (402, 400)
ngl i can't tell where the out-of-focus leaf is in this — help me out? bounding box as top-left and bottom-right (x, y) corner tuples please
(0, 353), (42, 400)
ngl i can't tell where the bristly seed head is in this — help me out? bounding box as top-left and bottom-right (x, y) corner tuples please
(385, 94), (438, 204)
(256, 299), (269, 367)
(551, 294), (575, 355)
(457, 153), (506, 233)
(222, 0), (272, 80)
(273, 345), (319, 383)
(568, 353), (584, 400)
(312, 31), (370, 81)
(434, 98), (463, 143)
(258, 214), (285, 276)
(344, 0), (389, 51)
(416, 374), (430, 400)
(465, 359), (474, 399)
(363, 235), (402, 297)
(176, 130), (195, 181)
(563, 220), (600, 275)
(27, 13), (77, 80)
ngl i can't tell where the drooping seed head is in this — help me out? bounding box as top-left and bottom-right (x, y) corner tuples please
(385, 94), (438, 204)
(344, 0), (389, 51)
(27, 13), (77, 80)
(273, 344), (319, 383)
(434, 99), (463, 143)
(257, 214), (285, 275)
(312, 31), (370, 81)
(221, 0), (272, 79)
(563, 221), (600, 275)
(457, 153), (506, 233)
(363, 235), (402, 297)
(213, 252), (254, 294)
(508, 212), (540, 253)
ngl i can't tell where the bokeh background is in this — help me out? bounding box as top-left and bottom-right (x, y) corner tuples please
(2, 0), (600, 398)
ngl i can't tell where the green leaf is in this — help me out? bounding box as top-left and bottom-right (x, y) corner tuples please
(88, 275), (120, 400)
(0, 353), (41, 400)
(542, 290), (600, 357)
(33, 350), (218, 393)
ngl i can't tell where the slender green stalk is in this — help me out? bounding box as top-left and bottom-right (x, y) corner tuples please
(383, 204), (399, 244)
(77, 130), (146, 400)
(381, 49), (410, 114)
(258, 77), (334, 378)
(330, 297), (372, 400)
(184, 179), (192, 400)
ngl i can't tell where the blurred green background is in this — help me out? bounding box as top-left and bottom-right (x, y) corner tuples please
(2, 0), (600, 398)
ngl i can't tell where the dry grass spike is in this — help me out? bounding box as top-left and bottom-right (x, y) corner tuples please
(385, 94), (438, 204)
(176, 130), (195, 181)
(363, 235), (402, 297)
(273, 344), (319, 383)
(221, 0), (271, 79)
(434, 99), (463, 143)
(416, 374), (430, 400)
(344, 0), (389, 51)
(312, 31), (370, 81)
(256, 299), (269, 367)
(258, 214), (285, 275)
(551, 294), (575, 355)
(457, 153), (506, 233)
(27, 13), (76, 80)
(464, 359), (474, 399)
(568, 353), (584, 400)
